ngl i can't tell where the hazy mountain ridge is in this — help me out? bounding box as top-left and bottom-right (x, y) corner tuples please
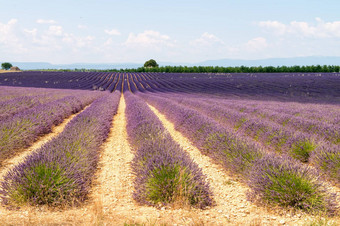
(4, 56), (340, 70)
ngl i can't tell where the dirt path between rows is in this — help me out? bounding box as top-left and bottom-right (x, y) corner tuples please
(147, 103), (336, 225)
(89, 94), (136, 224)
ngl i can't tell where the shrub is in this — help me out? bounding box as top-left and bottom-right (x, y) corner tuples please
(133, 140), (212, 208)
(311, 144), (340, 184)
(247, 154), (337, 214)
(290, 140), (316, 162)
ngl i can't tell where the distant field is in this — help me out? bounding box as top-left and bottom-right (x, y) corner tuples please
(0, 70), (21, 73)
(0, 71), (339, 103)
(0, 71), (339, 225)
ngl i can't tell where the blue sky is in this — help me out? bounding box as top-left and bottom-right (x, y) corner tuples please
(0, 0), (339, 64)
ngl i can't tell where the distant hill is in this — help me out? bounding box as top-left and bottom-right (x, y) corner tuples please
(4, 56), (339, 70)
(5, 62), (142, 70)
(196, 56), (340, 67)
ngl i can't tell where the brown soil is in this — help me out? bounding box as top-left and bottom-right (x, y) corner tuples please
(0, 70), (21, 73)
(0, 95), (338, 225)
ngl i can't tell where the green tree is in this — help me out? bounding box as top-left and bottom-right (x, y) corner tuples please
(144, 59), (159, 68)
(1, 62), (13, 70)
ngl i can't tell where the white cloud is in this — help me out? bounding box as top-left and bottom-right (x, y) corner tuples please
(323, 21), (340, 37)
(258, 18), (340, 38)
(23, 28), (38, 36)
(258, 21), (287, 35)
(36, 19), (57, 24)
(190, 32), (225, 47)
(124, 30), (175, 48)
(47, 25), (63, 36)
(104, 38), (113, 46)
(0, 19), (18, 41)
(245, 37), (268, 51)
(104, 29), (121, 36)
(62, 34), (95, 48)
(20, 22), (95, 52)
(78, 25), (87, 30)
(0, 19), (27, 53)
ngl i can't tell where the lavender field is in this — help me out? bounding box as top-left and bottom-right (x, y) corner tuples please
(0, 71), (339, 224)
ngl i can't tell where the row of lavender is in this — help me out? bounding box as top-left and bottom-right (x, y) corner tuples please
(0, 91), (88, 122)
(124, 92), (213, 208)
(0, 92), (120, 206)
(180, 95), (340, 137)
(139, 92), (338, 214)
(0, 86), (85, 104)
(151, 92), (340, 184)
(0, 86), (104, 121)
(0, 88), (104, 168)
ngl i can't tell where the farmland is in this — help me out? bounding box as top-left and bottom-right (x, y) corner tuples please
(0, 71), (339, 225)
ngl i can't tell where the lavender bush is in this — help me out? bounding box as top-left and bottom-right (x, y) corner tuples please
(0, 92), (120, 206)
(311, 144), (340, 184)
(247, 154), (337, 215)
(125, 92), (213, 208)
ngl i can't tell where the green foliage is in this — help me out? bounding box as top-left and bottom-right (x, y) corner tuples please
(234, 117), (247, 130)
(145, 164), (195, 205)
(8, 163), (75, 205)
(290, 140), (315, 162)
(313, 148), (340, 181)
(267, 171), (322, 209)
(0, 118), (34, 151)
(117, 64), (340, 73)
(144, 59), (159, 68)
(249, 156), (336, 214)
(1, 62), (13, 70)
(204, 132), (262, 174)
(29, 64), (340, 73)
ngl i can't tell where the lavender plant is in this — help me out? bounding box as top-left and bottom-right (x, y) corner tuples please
(247, 154), (337, 215)
(125, 92), (213, 208)
(311, 144), (340, 184)
(0, 92), (120, 206)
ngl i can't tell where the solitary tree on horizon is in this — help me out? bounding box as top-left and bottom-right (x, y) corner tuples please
(1, 62), (13, 70)
(144, 59), (159, 68)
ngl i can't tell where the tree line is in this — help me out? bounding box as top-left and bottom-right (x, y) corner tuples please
(26, 65), (340, 73)
(108, 65), (340, 73)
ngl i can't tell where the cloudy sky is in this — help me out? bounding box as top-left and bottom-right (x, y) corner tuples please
(0, 0), (339, 64)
